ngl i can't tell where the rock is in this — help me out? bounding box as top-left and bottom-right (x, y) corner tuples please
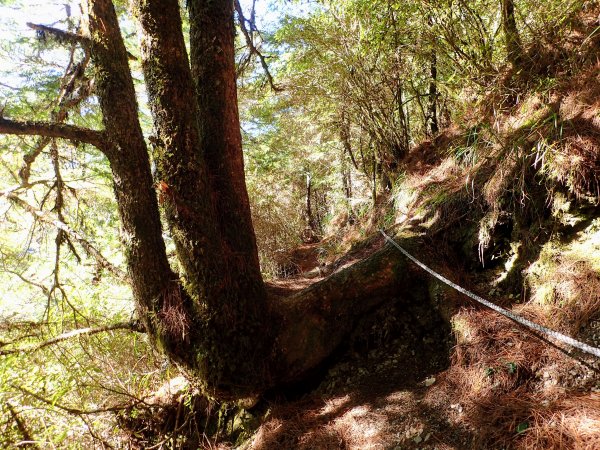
(423, 377), (436, 387)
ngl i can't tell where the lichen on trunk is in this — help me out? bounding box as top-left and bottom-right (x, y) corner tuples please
(84, 0), (176, 341)
(84, 0), (420, 402)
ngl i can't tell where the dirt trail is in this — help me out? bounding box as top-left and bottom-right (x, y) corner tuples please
(254, 235), (469, 450)
(266, 234), (387, 297)
(246, 301), (465, 450)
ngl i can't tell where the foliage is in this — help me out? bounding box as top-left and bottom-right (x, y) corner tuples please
(1, 0), (599, 446)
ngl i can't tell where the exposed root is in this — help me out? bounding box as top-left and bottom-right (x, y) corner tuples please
(159, 282), (191, 344)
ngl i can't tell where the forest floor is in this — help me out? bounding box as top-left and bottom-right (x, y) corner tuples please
(247, 220), (600, 449)
(254, 239), (470, 450)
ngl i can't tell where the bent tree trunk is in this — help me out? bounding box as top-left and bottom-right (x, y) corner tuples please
(1, 0), (413, 402)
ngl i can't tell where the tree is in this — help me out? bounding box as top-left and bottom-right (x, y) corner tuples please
(501, 0), (523, 66)
(426, 15), (439, 137)
(0, 0), (410, 401)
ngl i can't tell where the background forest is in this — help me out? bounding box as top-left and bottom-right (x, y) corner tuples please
(1, 0), (600, 448)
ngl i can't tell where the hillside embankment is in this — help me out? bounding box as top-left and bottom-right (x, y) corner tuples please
(244, 6), (600, 449)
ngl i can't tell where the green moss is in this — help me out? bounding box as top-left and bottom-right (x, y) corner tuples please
(451, 316), (473, 344)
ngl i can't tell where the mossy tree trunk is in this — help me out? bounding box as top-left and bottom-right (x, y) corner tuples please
(130, 0), (273, 399)
(2, 0), (416, 402)
(84, 0), (176, 341)
(501, 0), (523, 66)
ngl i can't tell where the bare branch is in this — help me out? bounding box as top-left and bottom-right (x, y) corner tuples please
(19, 137), (52, 185)
(1, 191), (129, 282)
(20, 48), (92, 184)
(1, 268), (50, 297)
(0, 117), (107, 151)
(27, 22), (91, 47)
(234, 0), (282, 92)
(1, 321), (144, 356)
(26, 22), (137, 61)
(14, 384), (138, 415)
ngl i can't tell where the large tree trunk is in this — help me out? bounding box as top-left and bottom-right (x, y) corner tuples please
(188, 0), (263, 280)
(84, 0), (176, 341)
(3, 0), (414, 403)
(131, 0), (273, 400)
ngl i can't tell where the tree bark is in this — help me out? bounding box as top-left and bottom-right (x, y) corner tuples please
(84, 0), (175, 345)
(132, 0), (226, 309)
(303, 172), (320, 242)
(188, 0), (263, 282)
(1, 0), (420, 403)
(501, 0), (523, 66)
(130, 0), (274, 400)
(0, 118), (106, 149)
(427, 52), (439, 136)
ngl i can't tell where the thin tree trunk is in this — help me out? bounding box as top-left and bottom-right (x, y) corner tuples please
(304, 172), (319, 241)
(84, 0), (175, 341)
(340, 110), (359, 171)
(427, 15), (439, 137)
(501, 0), (523, 66)
(394, 83), (409, 162)
(340, 147), (355, 224)
(427, 52), (439, 136)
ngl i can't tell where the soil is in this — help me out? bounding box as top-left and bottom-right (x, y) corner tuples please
(265, 233), (387, 297)
(245, 317), (465, 450)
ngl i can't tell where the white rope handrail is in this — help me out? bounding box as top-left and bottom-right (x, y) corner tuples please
(381, 229), (600, 359)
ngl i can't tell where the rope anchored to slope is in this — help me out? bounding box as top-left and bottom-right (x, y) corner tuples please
(380, 229), (600, 359)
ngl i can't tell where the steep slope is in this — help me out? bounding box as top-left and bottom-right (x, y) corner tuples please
(243, 5), (600, 449)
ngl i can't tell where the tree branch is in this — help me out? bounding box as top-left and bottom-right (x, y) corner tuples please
(27, 22), (90, 47)
(234, 0), (282, 91)
(0, 321), (145, 356)
(28, 21), (80, 44)
(1, 268), (50, 297)
(14, 384), (137, 415)
(1, 191), (128, 282)
(26, 22), (136, 61)
(0, 117), (107, 151)
(19, 46), (92, 184)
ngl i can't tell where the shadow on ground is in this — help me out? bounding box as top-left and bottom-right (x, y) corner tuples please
(247, 287), (474, 450)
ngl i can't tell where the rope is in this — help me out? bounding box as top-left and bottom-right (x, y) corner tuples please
(380, 229), (600, 359)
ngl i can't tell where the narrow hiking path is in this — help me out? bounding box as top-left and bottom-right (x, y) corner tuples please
(265, 233), (388, 297)
(254, 272), (463, 449)
(255, 233), (467, 449)
(250, 223), (600, 449)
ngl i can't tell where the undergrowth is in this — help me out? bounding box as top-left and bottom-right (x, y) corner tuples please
(386, 5), (600, 447)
